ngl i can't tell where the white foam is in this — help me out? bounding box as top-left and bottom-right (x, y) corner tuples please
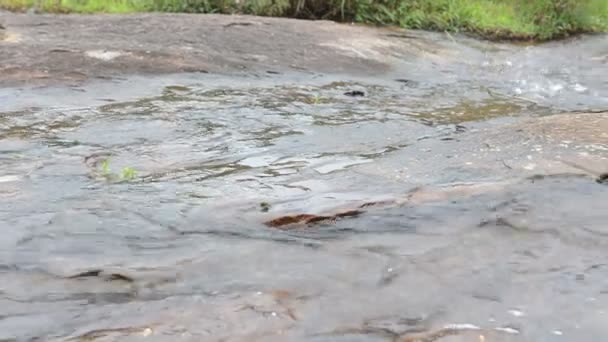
(85, 50), (125, 61)
(443, 323), (481, 330)
(0, 175), (20, 183)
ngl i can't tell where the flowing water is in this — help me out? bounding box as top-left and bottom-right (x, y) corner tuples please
(1, 33), (607, 341)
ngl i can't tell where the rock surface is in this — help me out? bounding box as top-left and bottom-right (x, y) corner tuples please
(0, 12), (449, 86)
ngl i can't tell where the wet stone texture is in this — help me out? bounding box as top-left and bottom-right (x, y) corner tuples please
(1, 12), (608, 342)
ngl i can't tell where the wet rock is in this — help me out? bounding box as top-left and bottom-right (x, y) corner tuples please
(344, 90), (365, 97)
(67, 269), (135, 283)
(597, 173), (608, 184)
(399, 327), (460, 342)
(1, 18), (607, 340)
(395, 78), (418, 86)
(223, 22), (256, 28)
(358, 200), (397, 208)
(67, 326), (153, 341)
(260, 202), (271, 212)
(0, 12), (407, 87)
(265, 210), (364, 229)
(236, 289), (304, 322)
(364, 315), (429, 335)
(265, 182), (514, 228)
(321, 322), (499, 342)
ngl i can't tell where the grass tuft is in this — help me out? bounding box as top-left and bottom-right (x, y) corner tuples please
(97, 158), (138, 181)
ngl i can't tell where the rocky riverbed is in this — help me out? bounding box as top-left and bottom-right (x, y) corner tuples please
(1, 11), (607, 342)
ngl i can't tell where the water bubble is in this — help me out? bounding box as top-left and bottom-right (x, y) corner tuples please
(508, 309), (525, 317)
(495, 327), (520, 334)
(142, 328), (153, 337)
(443, 323), (481, 330)
(573, 83), (588, 92)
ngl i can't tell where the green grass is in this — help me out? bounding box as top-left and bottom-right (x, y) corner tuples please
(1, 0), (136, 12)
(1, 0), (606, 40)
(101, 158), (111, 176)
(354, 0), (608, 40)
(98, 158), (138, 181)
(121, 166), (137, 180)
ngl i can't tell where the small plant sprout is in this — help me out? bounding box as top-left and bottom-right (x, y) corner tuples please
(98, 158), (137, 181)
(121, 167), (137, 180)
(101, 159), (111, 176)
